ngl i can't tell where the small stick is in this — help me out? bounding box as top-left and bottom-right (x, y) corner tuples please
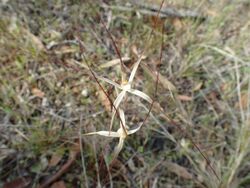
(132, 0), (206, 20)
(77, 39), (128, 136)
(101, 1), (206, 20)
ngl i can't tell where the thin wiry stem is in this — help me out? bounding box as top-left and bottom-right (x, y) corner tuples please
(82, 0), (220, 183)
(78, 39), (128, 136)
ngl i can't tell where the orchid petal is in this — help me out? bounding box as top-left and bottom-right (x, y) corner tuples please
(96, 75), (122, 89)
(84, 131), (120, 137)
(127, 123), (143, 135)
(99, 57), (131, 69)
(113, 90), (126, 109)
(119, 109), (126, 128)
(128, 55), (144, 83)
(113, 136), (125, 158)
(109, 91), (126, 131)
(128, 89), (153, 103)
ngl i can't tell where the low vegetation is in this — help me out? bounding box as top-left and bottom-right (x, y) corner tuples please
(0, 0), (250, 187)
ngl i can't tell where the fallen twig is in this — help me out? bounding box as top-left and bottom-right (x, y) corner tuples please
(102, 1), (206, 20)
(39, 140), (80, 188)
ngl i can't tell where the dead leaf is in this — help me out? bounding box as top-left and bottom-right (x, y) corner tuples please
(49, 153), (63, 167)
(3, 177), (31, 188)
(235, 92), (249, 110)
(165, 161), (193, 179)
(96, 88), (111, 112)
(54, 46), (78, 54)
(50, 181), (66, 188)
(99, 57), (131, 69)
(39, 140), (81, 188)
(206, 9), (218, 17)
(131, 44), (139, 57)
(127, 158), (136, 172)
(22, 28), (45, 51)
(32, 88), (45, 98)
(172, 18), (183, 30)
(177, 95), (193, 101)
(141, 64), (176, 91)
(193, 82), (203, 91)
(150, 15), (164, 29)
(158, 73), (176, 91)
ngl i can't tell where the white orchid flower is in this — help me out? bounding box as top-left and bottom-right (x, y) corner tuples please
(96, 55), (152, 131)
(84, 109), (143, 158)
(74, 54), (152, 132)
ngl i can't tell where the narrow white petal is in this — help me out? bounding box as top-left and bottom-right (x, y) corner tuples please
(117, 127), (128, 138)
(113, 137), (125, 158)
(109, 112), (116, 131)
(109, 91), (126, 131)
(99, 57), (131, 69)
(113, 90), (126, 109)
(127, 123), (143, 135)
(119, 109), (126, 127)
(128, 89), (153, 103)
(96, 75), (122, 89)
(128, 56), (143, 83)
(121, 83), (131, 91)
(84, 131), (120, 137)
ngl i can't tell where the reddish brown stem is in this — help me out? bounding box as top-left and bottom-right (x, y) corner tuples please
(77, 39), (128, 135)
(82, 0), (220, 183)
